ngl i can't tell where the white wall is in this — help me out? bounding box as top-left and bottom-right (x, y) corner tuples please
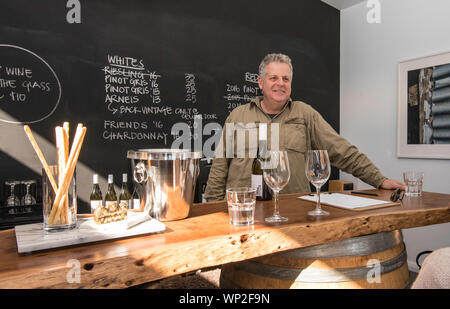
(340, 0), (450, 272)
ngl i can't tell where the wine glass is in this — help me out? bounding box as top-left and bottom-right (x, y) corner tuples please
(5, 181), (21, 215)
(21, 180), (37, 213)
(305, 150), (331, 216)
(21, 180), (37, 205)
(261, 150), (290, 223)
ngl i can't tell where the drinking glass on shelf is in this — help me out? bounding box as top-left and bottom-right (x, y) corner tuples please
(21, 180), (37, 205)
(305, 150), (331, 216)
(261, 150), (290, 223)
(5, 181), (21, 214)
(21, 180), (37, 213)
(5, 181), (20, 206)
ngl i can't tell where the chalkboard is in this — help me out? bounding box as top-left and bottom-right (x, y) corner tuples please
(0, 0), (339, 212)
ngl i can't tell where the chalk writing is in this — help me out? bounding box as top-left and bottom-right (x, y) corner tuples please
(245, 72), (259, 84)
(0, 44), (61, 124)
(224, 72), (260, 113)
(102, 130), (169, 143)
(102, 54), (164, 142)
(185, 73), (197, 103)
(0, 67), (52, 99)
(100, 54), (221, 149)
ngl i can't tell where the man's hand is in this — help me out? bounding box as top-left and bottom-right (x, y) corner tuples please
(380, 179), (406, 191)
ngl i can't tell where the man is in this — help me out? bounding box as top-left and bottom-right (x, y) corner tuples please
(204, 53), (404, 201)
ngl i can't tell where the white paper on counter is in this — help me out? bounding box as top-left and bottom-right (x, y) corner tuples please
(298, 193), (391, 210)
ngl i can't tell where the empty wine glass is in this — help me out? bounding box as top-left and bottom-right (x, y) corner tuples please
(261, 150), (290, 223)
(21, 180), (37, 206)
(305, 150), (331, 216)
(5, 180), (21, 215)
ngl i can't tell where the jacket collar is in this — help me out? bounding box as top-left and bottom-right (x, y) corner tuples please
(250, 96), (292, 114)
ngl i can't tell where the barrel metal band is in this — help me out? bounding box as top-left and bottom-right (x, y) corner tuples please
(236, 248), (407, 283)
(276, 231), (403, 259)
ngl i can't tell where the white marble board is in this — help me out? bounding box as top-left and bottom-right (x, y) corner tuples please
(14, 213), (166, 253)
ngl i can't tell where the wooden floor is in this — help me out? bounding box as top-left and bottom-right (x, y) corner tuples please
(131, 267), (419, 289)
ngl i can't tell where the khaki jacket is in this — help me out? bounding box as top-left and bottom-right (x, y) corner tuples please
(204, 97), (387, 201)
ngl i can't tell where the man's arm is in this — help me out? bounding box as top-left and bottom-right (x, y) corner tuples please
(380, 179), (406, 190)
(308, 107), (401, 189)
(204, 157), (229, 201)
(204, 117), (233, 201)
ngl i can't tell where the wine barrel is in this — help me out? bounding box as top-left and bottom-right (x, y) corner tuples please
(220, 230), (409, 289)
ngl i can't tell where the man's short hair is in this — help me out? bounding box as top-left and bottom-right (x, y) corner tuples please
(258, 53), (293, 79)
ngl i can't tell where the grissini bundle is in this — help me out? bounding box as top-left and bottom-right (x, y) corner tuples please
(49, 124), (86, 225)
(25, 123), (86, 226)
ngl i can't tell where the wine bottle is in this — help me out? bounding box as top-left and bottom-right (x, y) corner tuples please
(89, 174), (103, 213)
(201, 183), (207, 203)
(251, 123), (272, 201)
(119, 173), (132, 209)
(104, 174), (117, 207)
(131, 185), (141, 210)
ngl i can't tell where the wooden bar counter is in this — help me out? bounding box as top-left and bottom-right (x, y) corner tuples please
(0, 190), (449, 288)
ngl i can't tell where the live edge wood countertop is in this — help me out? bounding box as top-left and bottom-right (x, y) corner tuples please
(0, 190), (449, 289)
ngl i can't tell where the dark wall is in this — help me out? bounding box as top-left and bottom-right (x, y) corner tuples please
(0, 0), (340, 210)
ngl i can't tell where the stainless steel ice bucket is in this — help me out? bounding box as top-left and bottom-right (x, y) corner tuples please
(127, 149), (201, 221)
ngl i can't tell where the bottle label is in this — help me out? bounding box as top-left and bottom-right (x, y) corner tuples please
(120, 199), (131, 209)
(132, 198), (141, 210)
(105, 200), (116, 208)
(251, 174), (263, 197)
(90, 200), (102, 213)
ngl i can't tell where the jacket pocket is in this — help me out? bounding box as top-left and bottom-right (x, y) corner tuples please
(229, 122), (258, 158)
(283, 123), (307, 153)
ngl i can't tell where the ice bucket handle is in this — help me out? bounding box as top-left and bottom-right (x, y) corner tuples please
(133, 161), (148, 184)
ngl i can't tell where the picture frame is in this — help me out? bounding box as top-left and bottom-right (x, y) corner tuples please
(397, 51), (450, 159)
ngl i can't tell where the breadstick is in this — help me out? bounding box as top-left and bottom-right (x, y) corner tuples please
(24, 125), (58, 193)
(53, 126), (86, 224)
(49, 125), (86, 224)
(56, 126), (69, 224)
(62, 123), (70, 224)
(56, 127), (65, 224)
(63, 122), (70, 140)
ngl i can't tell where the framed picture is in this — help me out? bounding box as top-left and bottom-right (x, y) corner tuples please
(398, 51), (450, 159)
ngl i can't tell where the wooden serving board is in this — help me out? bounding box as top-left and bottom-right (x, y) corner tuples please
(14, 213), (165, 253)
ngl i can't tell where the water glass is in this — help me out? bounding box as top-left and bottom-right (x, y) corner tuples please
(43, 165), (77, 231)
(403, 171), (424, 197)
(226, 187), (256, 226)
